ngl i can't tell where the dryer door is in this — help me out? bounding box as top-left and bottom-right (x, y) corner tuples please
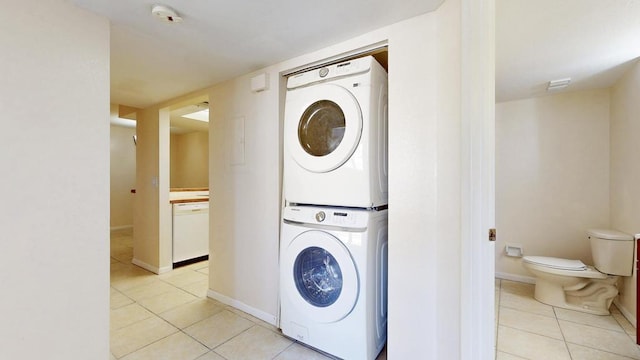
(285, 84), (362, 173)
(282, 230), (359, 323)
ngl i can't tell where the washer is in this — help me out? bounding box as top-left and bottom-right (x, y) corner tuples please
(283, 56), (388, 208)
(279, 205), (388, 360)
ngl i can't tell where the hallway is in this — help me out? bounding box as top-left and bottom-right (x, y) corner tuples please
(110, 229), (386, 359)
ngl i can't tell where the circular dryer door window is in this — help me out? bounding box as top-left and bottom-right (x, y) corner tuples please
(285, 84), (362, 173)
(298, 100), (345, 157)
(283, 230), (359, 323)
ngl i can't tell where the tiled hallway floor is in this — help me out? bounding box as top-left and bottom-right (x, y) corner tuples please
(110, 228), (386, 360)
(496, 278), (640, 359)
(112, 228), (640, 359)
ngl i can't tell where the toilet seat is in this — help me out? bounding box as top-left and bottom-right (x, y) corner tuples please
(523, 256), (586, 270)
(522, 256), (607, 279)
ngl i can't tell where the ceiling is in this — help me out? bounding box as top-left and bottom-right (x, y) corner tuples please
(169, 102), (209, 134)
(496, 0), (640, 102)
(71, 0), (640, 108)
(70, 0), (444, 109)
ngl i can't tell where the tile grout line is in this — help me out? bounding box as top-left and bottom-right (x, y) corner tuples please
(114, 289), (217, 358)
(144, 273), (267, 359)
(552, 306), (574, 360)
(553, 304), (640, 359)
(110, 242), (221, 359)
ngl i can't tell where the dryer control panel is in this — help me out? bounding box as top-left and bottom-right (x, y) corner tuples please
(287, 56), (374, 90)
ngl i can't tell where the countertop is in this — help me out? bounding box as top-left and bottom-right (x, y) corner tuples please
(169, 190), (209, 204)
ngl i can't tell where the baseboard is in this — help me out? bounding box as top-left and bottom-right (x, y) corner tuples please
(495, 272), (536, 284)
(207, 289), (277, 326)
(132, 258), (172, 275)
(613, 299), (637, 328)
(110, 225), (133, 231)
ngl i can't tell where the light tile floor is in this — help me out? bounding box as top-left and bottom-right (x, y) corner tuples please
(113, 228), (640, 359)
(496, 278), (640, 360)
(110, 228), (387, 360)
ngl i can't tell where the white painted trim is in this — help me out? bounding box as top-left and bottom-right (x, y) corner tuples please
(110, 225), (133, 231)
(207, 289), (278, 326)
(614, 298), (638, 328)
(495, 272), (536, 284)
(131, 258), (172, 275)
(460, 0), (495, 359)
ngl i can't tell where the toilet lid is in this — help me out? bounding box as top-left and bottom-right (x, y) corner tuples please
(523, 256), (587, 271)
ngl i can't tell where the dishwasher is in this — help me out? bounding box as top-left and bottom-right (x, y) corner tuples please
(172, 201), (209, 267)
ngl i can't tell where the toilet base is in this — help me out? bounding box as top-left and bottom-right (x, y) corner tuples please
(534, 276), (618, 315)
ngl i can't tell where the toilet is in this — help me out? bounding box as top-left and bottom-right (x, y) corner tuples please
(522, 229), (634, 315)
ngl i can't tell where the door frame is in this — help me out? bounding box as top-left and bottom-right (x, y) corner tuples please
(460, 0), (496, 358)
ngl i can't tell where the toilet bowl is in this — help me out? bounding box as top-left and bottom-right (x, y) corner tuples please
(522, 256), (618, 315)
(522, 229), (634, 315)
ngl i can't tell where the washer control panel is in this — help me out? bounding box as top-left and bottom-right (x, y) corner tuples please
(284, 205), (368, 229)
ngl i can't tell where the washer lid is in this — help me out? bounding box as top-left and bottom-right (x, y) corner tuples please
(523, 256), (587, 270)
(587, 229), (633, 241)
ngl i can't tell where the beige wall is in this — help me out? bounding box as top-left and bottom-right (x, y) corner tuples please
(496, 89), (611, 279)
(610, 60), (640, 323)
(110, 121), (137, 229)
(0, 0), (110, 358)
(206, 0), (470, 357)
(170, 133), (179, 187)
(133, 107), (172, 273)
(207, 70), (282, 323)
(170, 131), (209, 188)
(133, 0), (489, 356)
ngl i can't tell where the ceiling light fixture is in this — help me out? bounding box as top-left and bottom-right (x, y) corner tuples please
(547, 78), (571, 92)
(151, 4), (183, 23)
(182, 109), (209, 122)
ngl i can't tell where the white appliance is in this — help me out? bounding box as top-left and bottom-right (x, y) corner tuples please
(172, 201), (209, 266)
(279, 205), (388, 360)
(283, 56), (388, 208)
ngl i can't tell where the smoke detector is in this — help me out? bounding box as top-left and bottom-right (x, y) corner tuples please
(151, 4), (183, 23)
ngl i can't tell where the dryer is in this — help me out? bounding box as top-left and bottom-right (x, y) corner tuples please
(283, 56), (388, 208)
(279, 205), (388, 360)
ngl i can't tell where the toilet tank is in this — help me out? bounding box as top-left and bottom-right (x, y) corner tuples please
(588, 229), (634, 276)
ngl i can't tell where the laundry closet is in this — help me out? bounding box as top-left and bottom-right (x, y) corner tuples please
(278, 54), (389, 360)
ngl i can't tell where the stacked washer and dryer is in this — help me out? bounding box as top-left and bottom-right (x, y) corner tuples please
(280, 56), (389, 360)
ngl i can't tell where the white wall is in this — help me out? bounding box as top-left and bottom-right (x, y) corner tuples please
(0, 0), (110, 358)
(388, 1), (464, 357)
(610, 60), (640, 323)
(496, 89), (611, 279)
(110, 121), (137, 229)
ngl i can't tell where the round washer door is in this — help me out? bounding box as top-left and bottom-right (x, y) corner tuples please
(285, 84), (362, 173)
(282, 230), (359, 323)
